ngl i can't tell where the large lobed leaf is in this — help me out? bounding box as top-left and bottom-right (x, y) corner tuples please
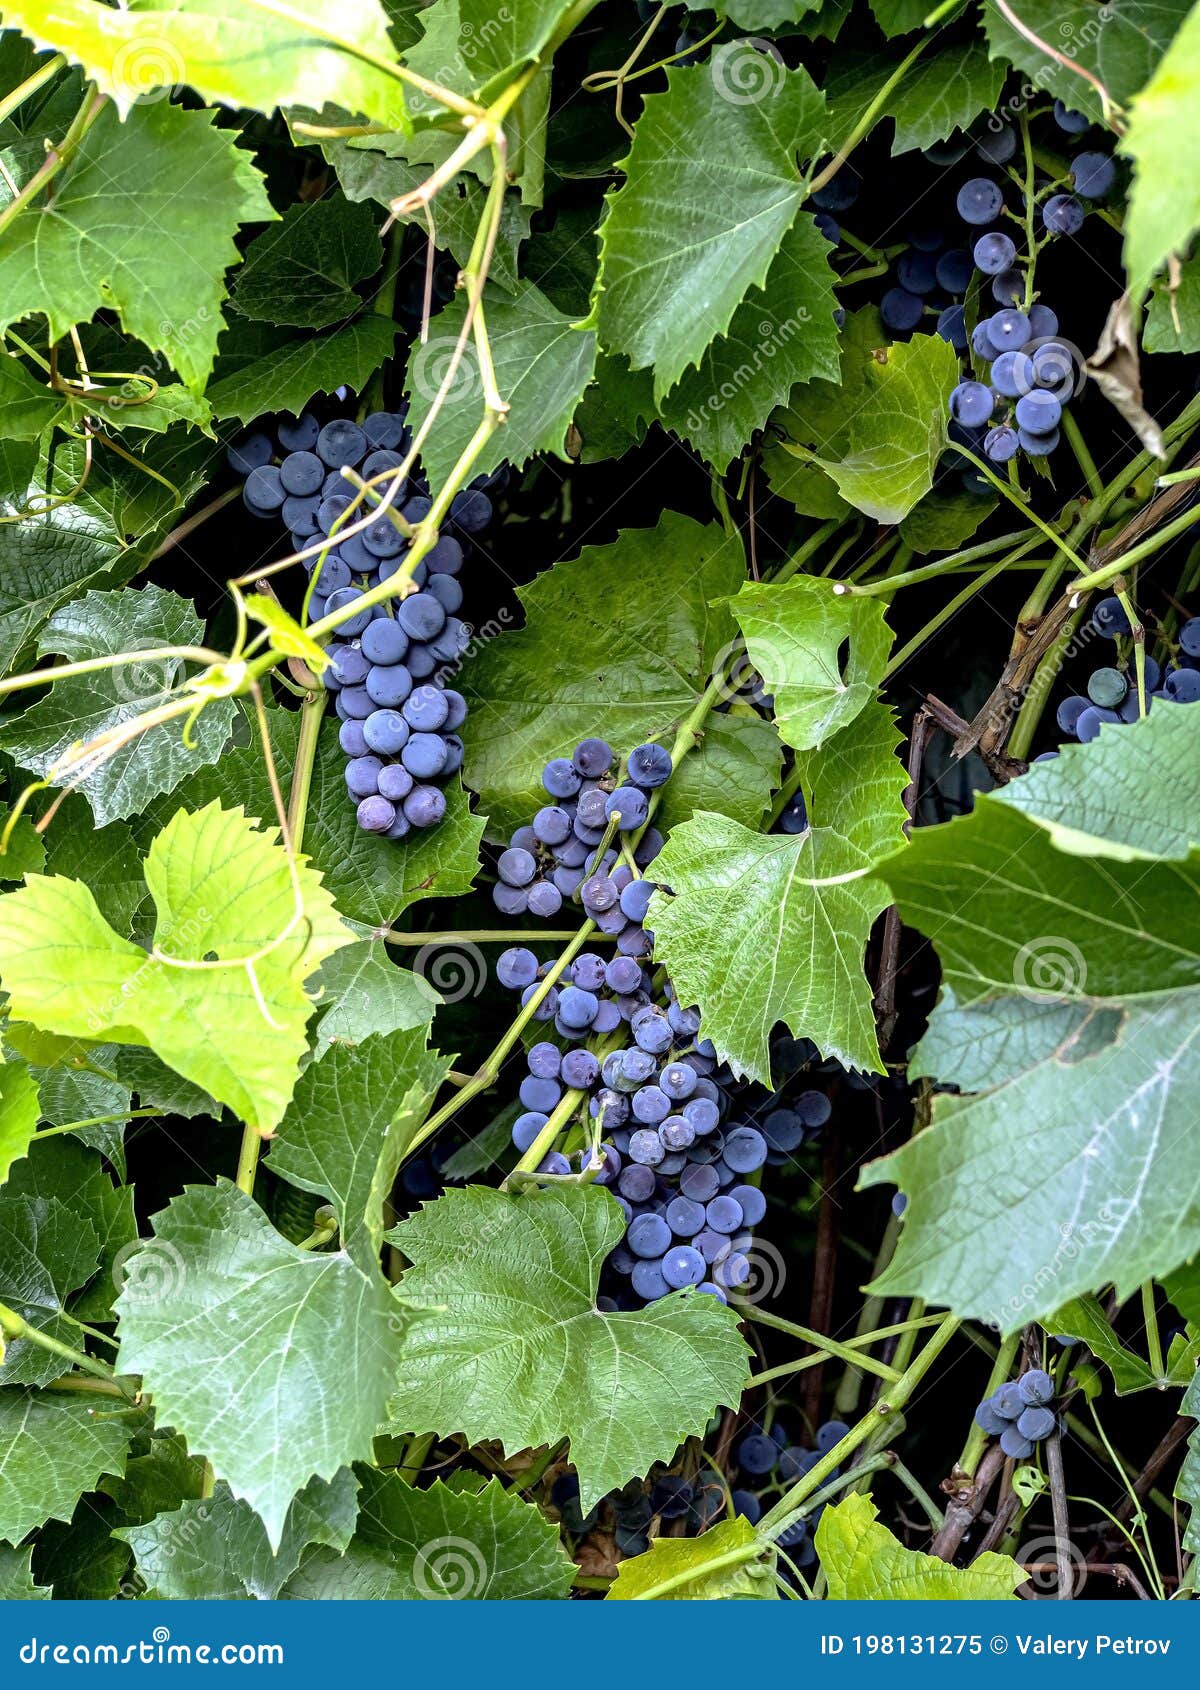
(595, 63), (825, 398)
(386, 1184), (752, 1512)
(865, 712), (1200, 1330)
(0, 1387), (133, 1542)
(0, 101), (273, 391)
(116, 1180), (400, 1550)
(283, 1470), (574, 1600)
(817, 1495), (1023, 1598)
(0, 802), (351, 1133)
(650, 697), (907, 1083)
(268, 1030), (449, 1273)
(461, 510), (779, 841)
(404, 281), (597, 487)
(0, 0), (409, 127)
(1, 584), (235, 827)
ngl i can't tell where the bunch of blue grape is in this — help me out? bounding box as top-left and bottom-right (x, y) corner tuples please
(491, 737), (667, 918)
(938, 111), (1115, 475)
(974, 1367), (1060, 1460)
(227, 408), (500, 838)
(730, 1418), (848, 1563)
(1055, 600), (1200, 743)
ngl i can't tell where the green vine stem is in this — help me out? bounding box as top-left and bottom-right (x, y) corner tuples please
(0, 1299), (121, 1388)
(740, 1304), (902, 1384)
(0, 85), (107, 238)
(758, 1314), (961, 1539)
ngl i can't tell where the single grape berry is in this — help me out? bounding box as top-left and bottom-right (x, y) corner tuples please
(1042, 193), (1085, 236)
(956, 177), (1004, 225)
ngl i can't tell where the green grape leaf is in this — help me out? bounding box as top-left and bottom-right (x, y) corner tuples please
(165, 710), (485, 928)
(1122, 1), (1200, 302)
(817, 1495), (1023, 1598)
(0, 1387), (133, 1542)
(607, 1517), (776, 1600)
(720, 1), (825, 23)
(996, 709), (1200, 860)
(1179, 1369), (1200, 1553)
(783, 323), (957, 523)
(3, 1135), (135, 1323)
(1145, 254), (1200, 352)
(316, 130), (532, 295)
(0, 349), (66, 440)
(0, 1064), (40, 1190)
(0, 1541), (49, 1599)
(283, 1469), (575, 1600)
(657, 712), (783, 837)
(729, 574), (893, 749)
(42, 802), (147, 940)
(117, 1180), (400, 1550)
(649, 701), (907, 1082)
(2, 585), (235, 827)
(595, 64), (825, 398)
(386, 1185), (752, 1512)
(899, 488), (997, 553)
(456, 0), (579, 85)
(462, 510), (759, 839)
(268, 1031), (449, 1272)
(27, 1492), (130, 1599)
(573, 352), (656, 464)
(826, 44), (1007, 155)
(101, 1430), (208, 1524)
(656, 214), (840, 470)
(0, 0), (409, 128)
(867, 0), (928, 36)
(206, 316), (399, 426)
(982, 0), (1188, 126)
(0, 101), (272, 391)
(0, 432), (206, 677)
(864, 753), (1200, 1328)
(312, 939), (438, 1048)
(0, 1197), (99, 1385)
(0, 802), (351, 1134)
(232, 200), (382, 329)
(760, 440), (848, 517)
(113, 1047), (217, 1121)
(404, 281), (597, 486)
(1048, 1294), (1164, 1393)
(119, 1471), (360, 1600)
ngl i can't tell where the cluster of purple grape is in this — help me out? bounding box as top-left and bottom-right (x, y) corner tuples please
(941, 112), (1115, 475)
(730, 1418), (848, 1562)
(974, 1367), (1059, 1460)
(552, 1466), (725, 1556)
(1055, 601), (1200, 743)
(491, 738), (667, 918)
(227, 408), (501, 838)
